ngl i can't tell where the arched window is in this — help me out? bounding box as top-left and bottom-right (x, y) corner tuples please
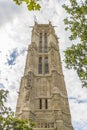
(44, 33), (48, 52)
(45, 57), (49, 74)
(39, 99), (42, 109)
(38, 57), (42, 74)
(39, 33), (42, 52)
(45, 99), (48, 109)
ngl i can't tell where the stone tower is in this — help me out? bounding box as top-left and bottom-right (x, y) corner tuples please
(16, 22), (74, 130)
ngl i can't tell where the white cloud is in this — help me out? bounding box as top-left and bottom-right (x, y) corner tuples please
(0, 0), (24, 26)
(0, 0), (87, 130)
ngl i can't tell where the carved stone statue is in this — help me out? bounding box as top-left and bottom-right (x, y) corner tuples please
(25, 86), (30, 101)
(25, 71), (32, 101)
(50, 42), (57, 68)
(28, 45), (34, 68)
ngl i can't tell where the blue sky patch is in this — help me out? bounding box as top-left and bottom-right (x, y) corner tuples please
(69, 96), (87, 104)
(0, 83), (5, 88)
(6, 48), (26, 66)
(20, 48), (26, 55)
(7, 48), (18, 66)
(73, 121), (87, 130)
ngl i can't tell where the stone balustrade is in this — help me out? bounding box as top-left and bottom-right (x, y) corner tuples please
(35, 122), (55, 128)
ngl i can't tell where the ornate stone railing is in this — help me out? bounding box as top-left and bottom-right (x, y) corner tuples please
(35, 122), (55, 128)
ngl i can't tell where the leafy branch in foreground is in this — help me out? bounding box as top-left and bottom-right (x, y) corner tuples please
(13, 0), (41, 10)
(64, 43), (87, 87)
(0, 89), (35, 130)
(63, 0), (87, 87)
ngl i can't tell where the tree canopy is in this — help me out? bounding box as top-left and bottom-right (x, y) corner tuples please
(0, 89), (34, 130)
(63, 0), (87, 87)
(13, 0), (41, 10)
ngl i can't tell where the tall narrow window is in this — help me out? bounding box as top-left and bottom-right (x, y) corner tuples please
(44, 33), (48, 53)
(45, 57), (49, 74)
(45, 99), (48, 109)
(39, 33), (42, 52)
(39, 99), (42, 109)
(38, 57), (42, 74)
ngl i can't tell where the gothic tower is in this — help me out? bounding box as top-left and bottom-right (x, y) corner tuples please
(16, 22), (74, 130)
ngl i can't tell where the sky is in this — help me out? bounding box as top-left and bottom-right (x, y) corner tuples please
(0, 0), (87, 130)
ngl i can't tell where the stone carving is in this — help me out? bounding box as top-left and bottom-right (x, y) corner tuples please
(32, 42), (37, 51)
(54, 111), (62, 120)
(29, 45), (34, 55)
(25, 71), (33, 101)
(28, 43), (37, 70)
(25, 86), (30, 101)
(53, 87), (60, 94)
(28, 45), (34, 69)
(27, 71), (32, 87)
(50, 42), (58, 68)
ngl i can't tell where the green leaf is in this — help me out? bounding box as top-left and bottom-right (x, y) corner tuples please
(13, 0), (41, 11)
(25, 0), (29, 4)
(27, 2), (34, 10)
(35, 4), (41, 10)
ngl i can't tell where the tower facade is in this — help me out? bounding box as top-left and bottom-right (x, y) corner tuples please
(16, 22), (74, 130)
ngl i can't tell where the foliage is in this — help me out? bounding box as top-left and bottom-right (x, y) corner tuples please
(65, 43), (87, 87)
(63, 0), (87, 87)
(0, 89), (34, 130)
(13, 0), (41, 10)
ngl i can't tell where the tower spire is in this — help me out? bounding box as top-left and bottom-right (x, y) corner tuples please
(16, 23), (74, 130)
(34, 14), (37, 24)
